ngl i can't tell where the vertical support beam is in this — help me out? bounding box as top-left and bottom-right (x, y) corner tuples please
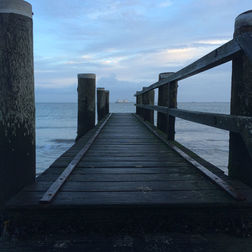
(157, 72), (174, 133)
(105, 90), (110, 116)
(136, 92), (140, 115)
(167, 79), (178, 141)
(0, 0), (35, 207)
(97, 88), (106, 121)
(229, 11), (252, 185)
(77, 74), (96, 140)
(142, 88), (154, 124)
(138, 93), (143, 118)
(136, 92), (143, 118)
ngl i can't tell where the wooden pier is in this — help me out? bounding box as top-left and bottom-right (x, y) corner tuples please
(1, 3), (252, 249)
(5, 113), (252, 221)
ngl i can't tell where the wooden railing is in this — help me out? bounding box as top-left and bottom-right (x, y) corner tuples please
(135, 10), (252, 186)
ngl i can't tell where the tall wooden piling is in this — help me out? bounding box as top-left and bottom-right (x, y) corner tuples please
(97, 88), (106, 121)
(157, 72), (174, 133)
(0, 0), (35, 207)
(229, 11), (252, 185)
(105, 90), (110, 116)
(77, 74), (96, 140)
(142, 87), (154, 124)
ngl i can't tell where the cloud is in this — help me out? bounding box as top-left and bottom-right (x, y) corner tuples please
(29, 0), (252, 102)
(195, 39), (230, 45)
(159, 0), (173, 8)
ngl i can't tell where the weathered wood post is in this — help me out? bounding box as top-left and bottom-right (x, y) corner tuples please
(105, 90), (110, 116)
(157, 72), (174, 133)
(0, 0), (35, 207)
(167, 78), (178, 141)
(142, 87), (154, 124)
(97, 88), (106, 121)
(136, 92), (140, 115)
(157, 72), (178, 140)
(136, 92), (143, 118)
(77, 74), (96, 140)
(229, 11), (252, 185)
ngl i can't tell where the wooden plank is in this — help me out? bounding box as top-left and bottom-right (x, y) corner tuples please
(24, 180), (220, 192)
(136, 39), (241, 95)
(7, 190), (236, 208)
(82, 156), (183, 161)
(134, 114), (247, 201)
(136, 104), (252, 133)
(84, 151), (173, 156)
(77, 161), (191, 168)
(39, 173), (204, 182)
(85, 154), (181, 162)
(40, 167), (200, 176)
(50, 190), (239, 206)
(39, 114), (112, 204)
(51, 159), (189, 169)
(94, 139), (161, 144)
(88, 145), (170, 150)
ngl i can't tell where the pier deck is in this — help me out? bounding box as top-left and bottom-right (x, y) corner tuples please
(6, 113), (252, 212)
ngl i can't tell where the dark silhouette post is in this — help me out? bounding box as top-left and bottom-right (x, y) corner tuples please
(0, 0), (35, 207)
(167, 80), (178, 141)
(142, 87), (154, 124)
(157, 72), (174, 133)
(97, 88), (106, 121)
(229, 10), (252, 185)
(136, 92), (141, 117)
(105, 90), (110, 116)
(77, 74), (96, 140)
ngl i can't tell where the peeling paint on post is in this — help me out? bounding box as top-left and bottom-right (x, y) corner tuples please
(229, 10), (252, 185)
(0, 0), (35, 207)
(77, 74), (96, 140)
(97, 88), (106, 121)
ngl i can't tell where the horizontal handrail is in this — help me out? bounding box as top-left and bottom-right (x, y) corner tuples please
(135, 13), (252, 186)
(135, 104), (252, 133)
(136, 38), (242, 96)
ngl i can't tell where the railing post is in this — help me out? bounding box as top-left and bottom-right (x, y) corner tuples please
(136, 92), (140, 115)
(97, 88), (106, 122)
(157, 72), (174, 133)
(142, 87), (154, 124)
(229, 11), (252, 185)
(105, 90), (110, 116)
(157, 72), (177, 140)
(0, 0), (35, 207)
(137, 92), (143, 118)
(77, 74), (96, 140)
(167, 78), (178, 141)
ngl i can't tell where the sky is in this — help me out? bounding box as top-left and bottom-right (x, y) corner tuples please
(28, 0), (252, 102)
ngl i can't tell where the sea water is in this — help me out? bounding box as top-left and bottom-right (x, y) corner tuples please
(36, 102), (230, 175)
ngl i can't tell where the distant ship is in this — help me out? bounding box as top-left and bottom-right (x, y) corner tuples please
(115, 99), (129, 103)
